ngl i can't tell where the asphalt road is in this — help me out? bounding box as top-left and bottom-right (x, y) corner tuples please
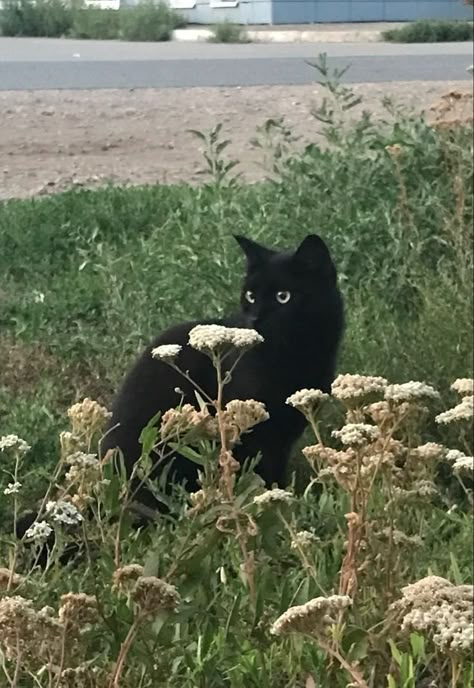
(0, 37), (472, 90)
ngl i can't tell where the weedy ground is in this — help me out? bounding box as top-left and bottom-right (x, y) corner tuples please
(0, 62), (473, 687)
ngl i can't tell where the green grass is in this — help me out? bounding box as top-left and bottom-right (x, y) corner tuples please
(208, 20), (250, 43)
(0, 0), (185, 40)
(383, 19), (474, 42)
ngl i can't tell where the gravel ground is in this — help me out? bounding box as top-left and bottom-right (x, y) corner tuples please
(0, 80), (472, 200)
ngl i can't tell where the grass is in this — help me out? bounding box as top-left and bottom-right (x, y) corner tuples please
(0, 0), (185, 40)
(0, 70), (473, 687)
(383, 19), (474, 42)
(208, 20), (250, 43)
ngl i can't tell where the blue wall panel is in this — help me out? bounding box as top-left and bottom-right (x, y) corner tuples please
(272, 0), (473, 25)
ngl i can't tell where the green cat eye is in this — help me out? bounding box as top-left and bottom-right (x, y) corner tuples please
(245, 290), (256, 304)
(276, 291), (291, 304)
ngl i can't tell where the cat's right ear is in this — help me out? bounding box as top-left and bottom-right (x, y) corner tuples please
(233, 235), (274, 270)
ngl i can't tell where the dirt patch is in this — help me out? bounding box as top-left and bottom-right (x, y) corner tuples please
(0, 80), (472, 201)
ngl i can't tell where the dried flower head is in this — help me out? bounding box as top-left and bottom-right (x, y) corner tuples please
(188, 324), (263, 355)
(131, 576), (180, 614)
(0, 568), (24, 590)
(160, 404), (217, 441)
(0, 595), (38, 660)
(46, 500), (83, 526)
(271, 595), (352, 637)
(64, 452), (101, 484)
(113, 564), (145, 592)
(390, 576), (473, 656)
(223, 399), (269, 444)
(451, 378), (474, 397)
(385, 382), (440, 404)
(331, 374), (388, 403)
(253, 488), (293, 507)
(286, 388), (329, 416)
(58, 593), (98, 628)
(0, 434), (30, 454)
(435, 395), (473, 424)
(67, 398), (112, 437)
(24, 520), (53, 543)
(151, 344), (182, 363)
(332, 423), (380, 447)
(58, 664), (103, 688)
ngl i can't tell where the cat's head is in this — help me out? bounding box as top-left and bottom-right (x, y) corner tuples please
(234, 234), (340, 337)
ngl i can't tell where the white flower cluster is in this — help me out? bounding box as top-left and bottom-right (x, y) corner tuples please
(411, 443), (446, 461)
(188, 324), (263, 354)
(271, 595), (352, 636)
(385, 381), (440, 403)
(332, 423), (380, 447)
(446, 449), (473, 475)
(46, 500), (83, 526)
(0, 434), (31, 454)
(392, 576), (473, 656)
(24, 520), (53, 543)
(151, 344), (182, 363)
(451, 378), (474, 397)
(253, 489), (293, 507)
(286, 388), (329, 413)
(435, 395), (473, 425)
(3, 482), (22, 496)
(331, 374), (388, 402)
(291, 530), (319, 550)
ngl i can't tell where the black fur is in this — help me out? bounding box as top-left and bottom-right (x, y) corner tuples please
(101, 234), (344, 505)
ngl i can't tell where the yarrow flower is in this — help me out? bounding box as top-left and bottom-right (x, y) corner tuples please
(451, 378), (474, 397)
(331, 374), (388, 403)
(151, 344), (182, 363)
(411, 443), (446, 461)
(435, 395), (473, 425)
(446, 449), (473, 474)
(58, 593), (98, 628)
(188, 324), (263, 354)
(3, 482), (22, 495)
(271, 595), (352, 636)
(286, 388), (329, 415)
(291, 530), (320, 550)
(46, 500), (83, 526)
(67, 398), (112, 437)
(253, 489), (293, 507)
(332, 423), (380, 447)
(24, 520), (53, 543)
(0, 434), (30, 454)
(113, 564), (144, 592)
(385, 381), (440, 403)
(131, 576), (181, 614)
(390, 576), (473, 656)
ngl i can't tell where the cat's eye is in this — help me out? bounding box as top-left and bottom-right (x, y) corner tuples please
(245, 290), (256, 304)
(276, 290), (291, 304)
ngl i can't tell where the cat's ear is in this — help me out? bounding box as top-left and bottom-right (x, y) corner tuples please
(234, 235), (274, 270)
(294, 234), (336, 280)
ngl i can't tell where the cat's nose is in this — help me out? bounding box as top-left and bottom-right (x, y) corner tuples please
(246, 314), (259, 327)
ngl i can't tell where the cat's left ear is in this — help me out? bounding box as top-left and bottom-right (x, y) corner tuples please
(294, 235), (336, 280)
(234, 235), (275, 270)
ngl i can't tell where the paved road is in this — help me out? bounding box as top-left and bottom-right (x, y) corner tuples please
(0, 38), (472, 89)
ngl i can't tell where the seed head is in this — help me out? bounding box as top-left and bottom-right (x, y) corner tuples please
(58, 593), (98, 628)
(271, 595), (352, 637)
(113, 564), (144, 593)
(131, 576), (181, 614)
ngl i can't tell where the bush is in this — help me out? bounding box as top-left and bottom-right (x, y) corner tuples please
(71, 7), (119, 40)
(119, 1), (184, 42)
(0, 0), (73, 37)
(208, 19), (249, 43)
(383, 19), (474, 42)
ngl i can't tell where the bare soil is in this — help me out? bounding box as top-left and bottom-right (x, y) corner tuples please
(0, 80), (472, 200)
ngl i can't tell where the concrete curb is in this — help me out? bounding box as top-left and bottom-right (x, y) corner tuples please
(173, 28), (383, 43)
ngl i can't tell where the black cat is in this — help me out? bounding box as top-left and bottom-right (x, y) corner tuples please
(101, 234), (344, 507)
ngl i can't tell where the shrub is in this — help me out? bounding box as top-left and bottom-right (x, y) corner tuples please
(0, 0), (73, 37)
(119, 1), (184, 42)
(208, 19), (250, 43)
(71, 7), (120, 40)
(383, 19), (474, 42)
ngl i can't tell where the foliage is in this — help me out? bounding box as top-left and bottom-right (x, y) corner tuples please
(0, 58), (473, 685)
(0, 0), (185, 40)
(383, 19), (473, 43)
(208, 20), (250, 43)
